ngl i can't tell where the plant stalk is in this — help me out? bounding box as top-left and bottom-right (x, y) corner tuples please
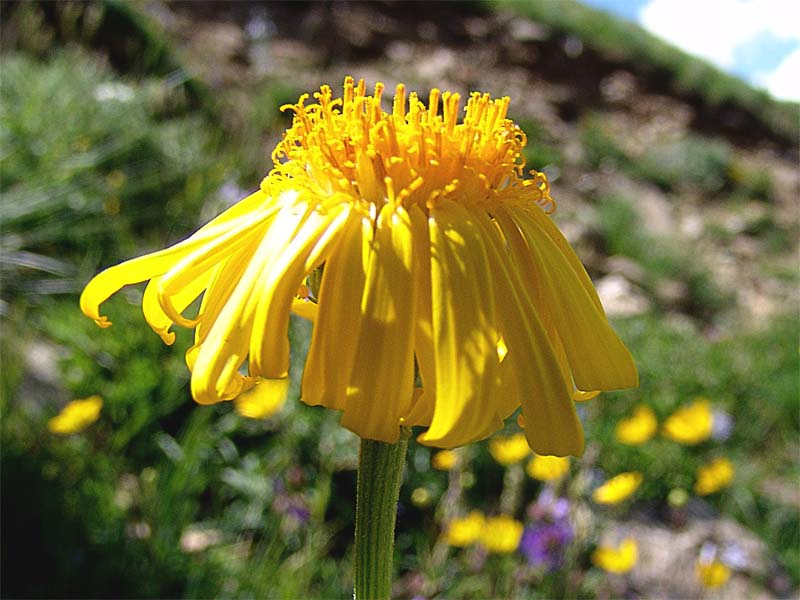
(354, 427), (411, 600)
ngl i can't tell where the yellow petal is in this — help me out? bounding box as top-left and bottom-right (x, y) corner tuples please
(475, 210), (582, 456)
(502, 205), (638, 391)
(142, 270), (214, 345)
(402, 205), (436, 428)
(234, 378), (289, 419)
(249, 202), (351, 379)
(418, 201), (502, 447)
(509, 200), (604, 313)
(341, 205), (416, 442)
(189, 204), (305, 405)
(290, 298), (318, 322)
(79, 191), (276, 328)
(155, 210), (275, 329)
(302, 214), (371, 411)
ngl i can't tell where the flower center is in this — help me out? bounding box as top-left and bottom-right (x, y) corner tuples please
(265, 77), (555, 214)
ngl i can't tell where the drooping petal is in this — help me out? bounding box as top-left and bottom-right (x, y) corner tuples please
(142, 269), (213, 345)
(233, 377), (289, 419)
(79, 192), (280, 328)
(156, 209), (276, 328)
(190, 199), (311, 404)
(249, 202), (351, 379)
(506, 200), (603, 312)
(341, 204), (416, 443)
(302, 213), (371, 410)
(501, 205), (638, 391)
(419, 201), (502, 448)
(402, 205), (436, 427)
(474, 210), (583, 456)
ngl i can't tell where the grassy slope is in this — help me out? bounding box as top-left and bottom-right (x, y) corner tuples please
(491, 0), (799, 143)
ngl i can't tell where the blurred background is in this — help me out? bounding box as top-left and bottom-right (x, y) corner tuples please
(1, 1), (798, 598)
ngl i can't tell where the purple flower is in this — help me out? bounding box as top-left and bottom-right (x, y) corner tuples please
(528, 487), (571, 521)
(520, 521), (573, 569)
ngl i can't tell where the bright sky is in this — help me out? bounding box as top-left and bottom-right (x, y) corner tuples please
(580, 0), (800, 102)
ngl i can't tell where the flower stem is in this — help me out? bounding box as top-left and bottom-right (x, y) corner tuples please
(354, 427), (411, 600)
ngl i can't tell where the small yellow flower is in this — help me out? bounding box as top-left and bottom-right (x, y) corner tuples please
(489, 433), (531, 466)
(80, 78), (638, 453)
(592, 472), (642, 505)
(615, 404), (657, 445)
(662, 398), (713, 445)
(431, 449), (458, 470)
(696, 559), (731, 588)
(48, 396), (103, 435)
(592, 538), (638, 574)
(480, 515), (524, 554)
(233, 378), (289, 419)
(445, 511), (485, 547)
(694, 458), (735, 495)
(526, 454), (570, 481)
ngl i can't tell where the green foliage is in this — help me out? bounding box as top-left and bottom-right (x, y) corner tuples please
(0, 50), (224, 300)
(579, 113), (735, 195)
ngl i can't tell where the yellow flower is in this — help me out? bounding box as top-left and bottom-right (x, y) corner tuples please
(80, 78), (637, 453)
(445, 511), (485, 547)
(233, 378), (289, 419)
(592, 538), (638, 574)
(694, 457), (735, 495)
(526, 454), (570, 481)
(480, 515), (524, 554)
(614, 404), (657, 445)
(592, 471), (642, 505)
(48, 396), (103, 435)
(696, 559), (731, 588)
(489, 433), (531, 465)
(662, 398), (713, 445)
(431, 449), (458, 470)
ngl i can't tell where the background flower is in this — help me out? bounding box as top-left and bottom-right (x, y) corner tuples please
(662, 398), (714, 445)
(592, 538), (638, 574)
(614, 404), (657, 445)
(490, 433), (532, 466)
(526, 454), (571, 481)
(592, 472), (643, 505)
(694, 457), (735, 495)
(480, 516), (524, 554)
(47, 396), (103, 435)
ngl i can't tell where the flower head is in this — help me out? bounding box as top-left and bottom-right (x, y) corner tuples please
(694, 457), (735, 495)
(80, 78), (637, 454)
(520, 521), (573, 569)
(696, 559), (731, 588)
(526, 454), (570, 481)
(614, 404), (657, 445)
(592, 538), (638, 574)
(662, 398), (713, 445)
(489, 432), (531, 465)
(592, 471), (642, 505)
(480, 515), (524, 554)
(48, 396), (103, 435)
(431, 449), (458, 470)
(444, 511), (485, 547)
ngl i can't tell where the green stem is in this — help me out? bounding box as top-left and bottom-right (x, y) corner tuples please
(354, 427), (411, 600)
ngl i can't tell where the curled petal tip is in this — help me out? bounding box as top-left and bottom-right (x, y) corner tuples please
(157, 329), (176, 346)
(94, 317), (112, 329)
